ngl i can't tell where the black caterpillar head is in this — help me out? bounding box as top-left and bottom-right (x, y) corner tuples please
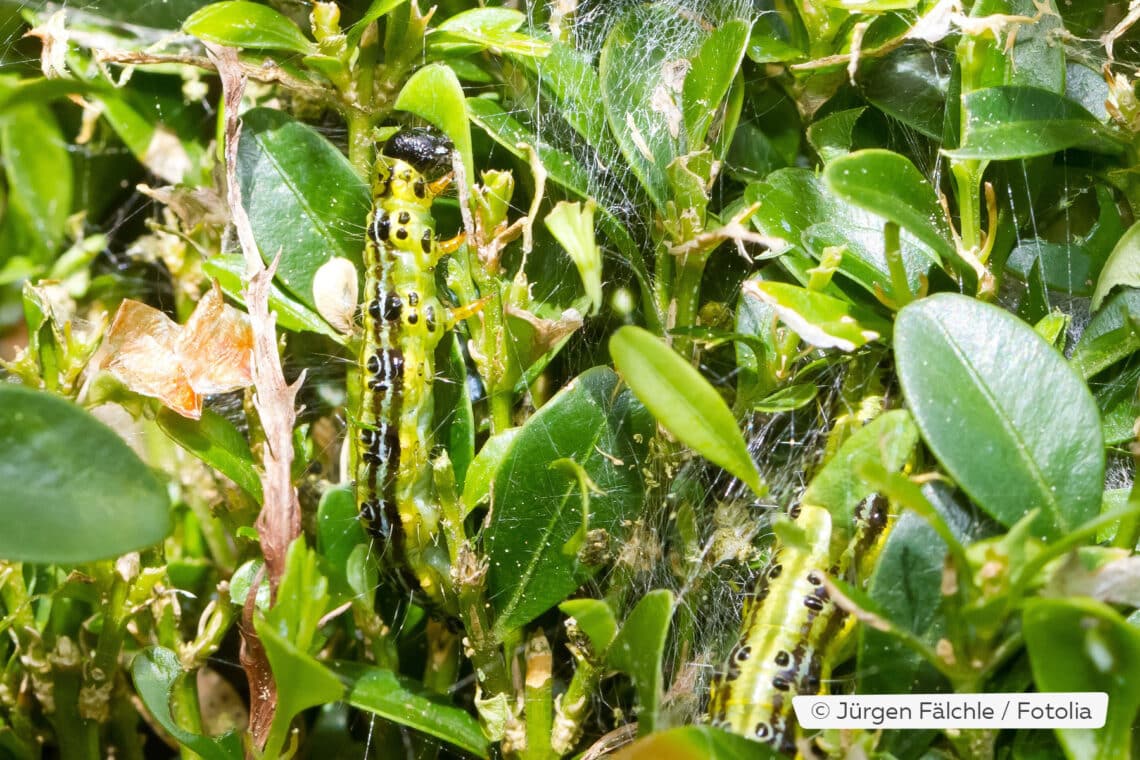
(383, 128), (454, 176)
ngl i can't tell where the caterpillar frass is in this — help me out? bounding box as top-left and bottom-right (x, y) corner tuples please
(708, 495), (890, 754)
(355, 128), (458, 606)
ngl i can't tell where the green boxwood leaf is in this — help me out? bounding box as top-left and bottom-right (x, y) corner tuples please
(236, 109), (370, 316)
(486, 367), (653, 635)
(331, 661), (489, 757)
(1072, 288), (1140, 378)
(545, 200), (602, 315)
(395, 64), (473, 188)
(0, 100), (72, 268)
(157, 407), (262, 502)
(316, 484), (367, 603)
(859, 45), (950, 139)
(1092, 220), (1140, 310)
(609, 326), (764, 496)
(256, 620), (345, 756)
(945, 86), (1123, 160)
(825, 149), (954, 266)
(460, 427), (519, 514)
(894, 294), (1104, 539)
(0, 386), (170, 562)
(807, 107), (866, 163)
(746, 170), (935, 298)
(683, 20), (750, 147)
(606, 589), (674, 734)
(744, 281), (891, 352)
(1024, 598), (1140, 760)
(131, 648), (242, 760)
(184, 1), (315, 54)
(436, 333), (475, 489)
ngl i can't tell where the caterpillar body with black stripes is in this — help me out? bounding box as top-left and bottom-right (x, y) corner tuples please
(708, 495), (890, 754)
(355, 128), (455, 605)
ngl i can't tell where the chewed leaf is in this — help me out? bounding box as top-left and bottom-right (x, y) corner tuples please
(132, 648), (242, 760)
(743, 280), (889, 351)
(945, 86), (1124, 160)
(101, 283), (253, 419)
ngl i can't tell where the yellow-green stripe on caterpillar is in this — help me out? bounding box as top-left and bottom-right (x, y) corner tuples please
(709, 496), (890, 754)
(355, 128), (456, 605)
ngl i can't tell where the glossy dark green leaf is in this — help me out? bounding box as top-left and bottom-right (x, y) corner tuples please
(460, 427), (519, 514)
(1072, 289), (1140, 378)
(746, 170), (934, 298)
(331, 661), (489, 757)
(1006, 240), (1099, 296)
(0, 386), (170, 562)
(1095, 363), (1140, 447)
(613, 726), (782, 760)
(0, 101), (71, 269)
(746, 11), (805, 64)
(131, 648), (242, 760)
(895, 294), (1104, 539)
(394, 64), (473, 187)
(486, 367), (653, 635)
(1092, 221), (1140, 310)
(607, 590), (673, 734)
(807, 107), (865, 163)
(184, 2), (314, 53)
(236, 109), (370, 316)
(610, 326), (764, 496)
(599, 4), (705, 211)
(157, 407), (262, 502)
(1024, 598), (1140, 760)
(316, 484), (367, 603)
(945, 86), (1123, 160)
(860, 45), (950, 139)
(683, 20), (750, 147)
(744, 281), (891, 352)
(825, 149), (954, 265)
(802, 409), (919, 545)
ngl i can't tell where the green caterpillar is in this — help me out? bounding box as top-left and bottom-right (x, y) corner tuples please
(355, 128), (457, 605)
(709, 496), (889, 754)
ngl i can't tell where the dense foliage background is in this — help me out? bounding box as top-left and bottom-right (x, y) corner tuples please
(4, 0), (1140, 758)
